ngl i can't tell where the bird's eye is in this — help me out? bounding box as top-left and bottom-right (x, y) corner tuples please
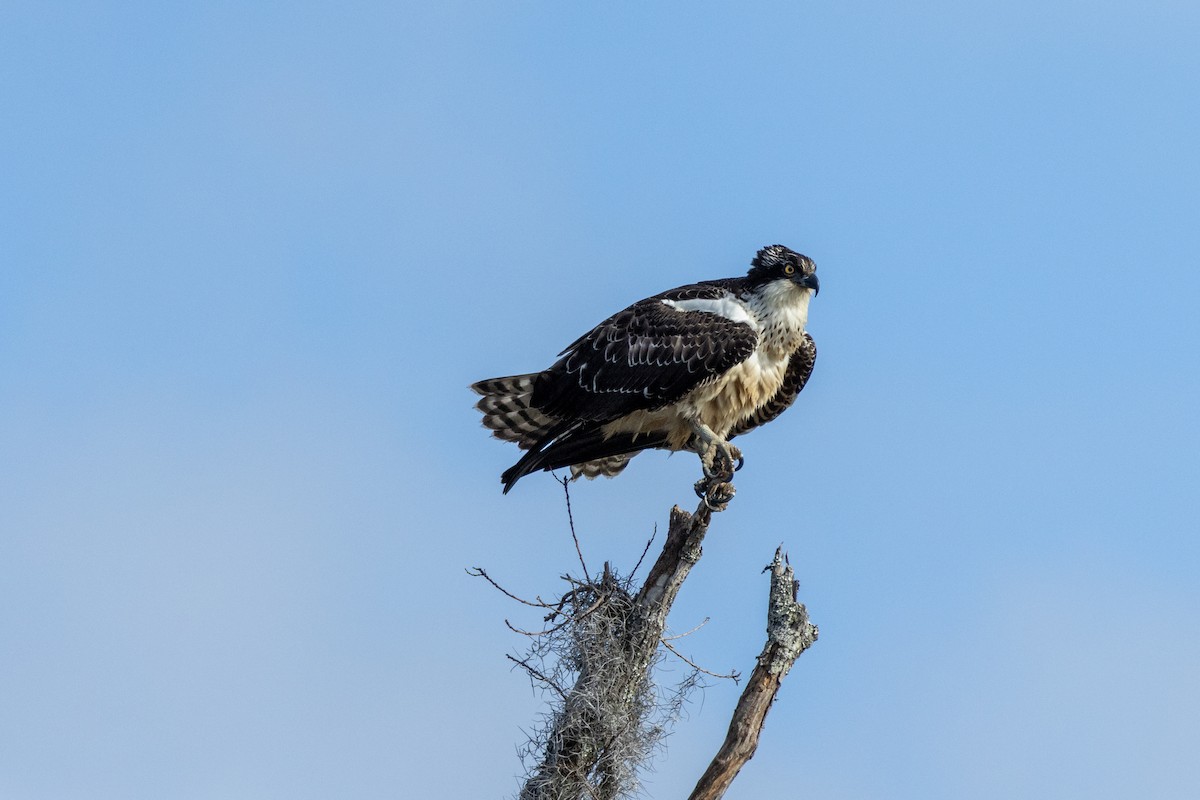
(784, 264), (795, 276)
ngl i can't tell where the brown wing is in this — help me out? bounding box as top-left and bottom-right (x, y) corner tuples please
(728, 333), (816, 438)
(530, 282), (758, 423)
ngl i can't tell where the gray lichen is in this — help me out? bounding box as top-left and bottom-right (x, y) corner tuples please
(760, 548), (819, 678)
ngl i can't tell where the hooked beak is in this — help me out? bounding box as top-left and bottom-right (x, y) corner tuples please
(795, 272), (819, 296)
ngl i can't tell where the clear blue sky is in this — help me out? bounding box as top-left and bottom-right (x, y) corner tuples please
(2, 3), (1198, 798)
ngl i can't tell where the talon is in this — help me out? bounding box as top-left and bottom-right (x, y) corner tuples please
(690, 423), (742, 487)
(725, 443), (743, 474)
(711, 444), (736, 482)
(703, 481), (736, 512)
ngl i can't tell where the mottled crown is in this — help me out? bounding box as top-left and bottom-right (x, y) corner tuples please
(747, 244), (813, 283)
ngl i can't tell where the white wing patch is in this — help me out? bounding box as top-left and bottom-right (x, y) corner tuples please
(660, 295), (760, 331)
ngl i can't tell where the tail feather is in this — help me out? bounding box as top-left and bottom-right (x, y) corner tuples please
(474, 373), (665, 493)
(501, 426), (668, 493)
(471, 373), (560, 450)
(569, 454), (637, 481)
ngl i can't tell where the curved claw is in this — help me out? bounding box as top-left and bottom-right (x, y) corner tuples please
(734, 454), (745, 472)
(702, 481), (736, 512)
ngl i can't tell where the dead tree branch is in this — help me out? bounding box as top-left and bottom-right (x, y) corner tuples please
(688, 548), (819, 800)
(659, 638), (740, 683)
(475, 477), (817, 800)
(516, 492), (727, 800)
(559, 476), (592, 586)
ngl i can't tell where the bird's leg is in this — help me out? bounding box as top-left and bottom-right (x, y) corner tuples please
(690, 422), (742, 480)
(721, 440), (744, 476)
(689, 422), (742, 509)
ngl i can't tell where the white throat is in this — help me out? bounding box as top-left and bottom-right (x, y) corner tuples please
(747, 280), (812, 351)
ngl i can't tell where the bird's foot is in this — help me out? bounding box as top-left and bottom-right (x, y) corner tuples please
(689, 427), (741, 510)
(694, 478), (736, 512)
(694, 441), (741, 511)
(699, 440), (743, 483)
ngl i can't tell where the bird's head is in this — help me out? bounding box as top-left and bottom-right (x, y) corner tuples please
(747, 244), (819, 296)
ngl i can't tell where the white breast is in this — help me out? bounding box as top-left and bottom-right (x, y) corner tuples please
(685, 348), (792, 436)
(608, 281), (812, 449)
(687, 280), (813, 436)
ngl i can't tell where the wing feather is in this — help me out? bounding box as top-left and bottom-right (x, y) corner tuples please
(532, 282), (758, 422)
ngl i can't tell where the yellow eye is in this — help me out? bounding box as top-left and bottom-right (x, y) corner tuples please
(784, 264), (795, 276)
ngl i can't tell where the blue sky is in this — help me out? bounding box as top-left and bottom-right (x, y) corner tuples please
(2, 2), (1198, 798)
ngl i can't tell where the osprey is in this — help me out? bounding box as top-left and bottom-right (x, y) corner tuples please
(472, 244), (819, 495)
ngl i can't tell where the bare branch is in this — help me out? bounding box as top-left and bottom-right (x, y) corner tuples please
(519, 492), (729, 800)
(559, 475), (591, 586)
(493, 477), (813, 800)
(660, 638), (741, 683)
(662, 616), (711, 641)
(467, 566), (557, 609)
(688, 547), (819, 800)
(505, 593), (609, 637)
(629, 526), (656, 581)
(508, 654), (569, 701)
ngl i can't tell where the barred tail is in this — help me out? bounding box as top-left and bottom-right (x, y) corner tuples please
(470, 374), (561, 450)
(472, 374), (649, 492)
(569, 454), (637, 481)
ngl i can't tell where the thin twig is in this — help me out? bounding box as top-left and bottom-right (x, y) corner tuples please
(467, 567), (557, 609)
(505, 593), (609, 637)
(506, 617), (573, 638)
(662, 617), (711, 641)
(507, 654), (569, 701)
(544, 585), (592, 622)
(660, 638), (741, 683)
(559, 476), (591, 586)
(630, 526), (657, 580)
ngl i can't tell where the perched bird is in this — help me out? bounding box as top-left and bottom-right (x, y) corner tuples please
(472, 244), (819, 496)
